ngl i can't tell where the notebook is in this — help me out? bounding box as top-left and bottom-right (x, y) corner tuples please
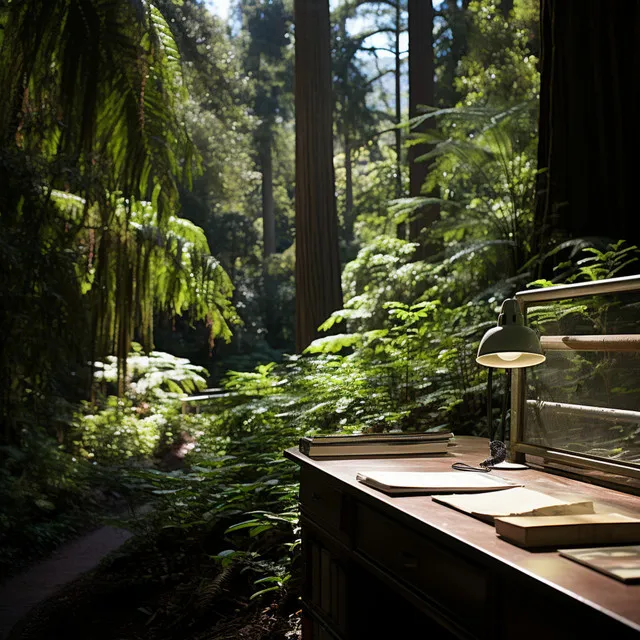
(496, 513), (640, 548)
(433, 487), (594, 524)
(355, 471), (519, 495)
(559, 545), (640, 583)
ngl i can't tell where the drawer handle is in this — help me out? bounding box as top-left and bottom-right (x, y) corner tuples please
(399, 550), (418, 569)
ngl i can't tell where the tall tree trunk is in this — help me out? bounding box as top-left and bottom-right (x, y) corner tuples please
(407, 0), (438, 255)
(261, 137), (276, 258)
(339, 12), (354, 249)
(344, 124), (354, 245)
(395, 0), (403, 199)
(261, 135), (278, 345)
(395, 0), (405, 239)
(533, 0), (640, 270)
(294, 0), (343, 352)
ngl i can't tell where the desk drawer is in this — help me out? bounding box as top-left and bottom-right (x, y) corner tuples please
(355, 503), (488, 634)
(299, 468), (348, 541)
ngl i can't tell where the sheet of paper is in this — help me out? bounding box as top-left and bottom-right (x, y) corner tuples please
(356, 471), (519, 492)
(433, 487), (594, 522)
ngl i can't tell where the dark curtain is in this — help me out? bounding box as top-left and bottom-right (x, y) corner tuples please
(534, 0), (640, 258)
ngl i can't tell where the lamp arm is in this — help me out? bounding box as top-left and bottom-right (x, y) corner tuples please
(500, 369), (511, 443)
(487, 368), (493, 440)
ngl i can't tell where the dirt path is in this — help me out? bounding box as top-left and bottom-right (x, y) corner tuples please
(0, 524), (133, 639)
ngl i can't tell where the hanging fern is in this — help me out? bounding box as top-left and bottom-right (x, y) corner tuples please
(52, 192), (237, 392)
(0, 0), (235, 413)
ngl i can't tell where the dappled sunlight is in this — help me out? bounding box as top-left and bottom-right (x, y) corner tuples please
(2, 0), (637, 638)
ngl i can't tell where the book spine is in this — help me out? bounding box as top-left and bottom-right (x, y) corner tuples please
(306, 443), (448, 458)
(299, 437), (311, 457)
(308, 435), (451, 446)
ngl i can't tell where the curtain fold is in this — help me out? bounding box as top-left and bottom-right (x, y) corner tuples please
(534, 0), (640, 258)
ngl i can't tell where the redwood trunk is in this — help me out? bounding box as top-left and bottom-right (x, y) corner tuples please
(395, 0), (403, 200)
(344, 126), (354, 245)
(407, 0), (438, 253)
(294, 0), (343, 352)
(261, 138), (276, 258)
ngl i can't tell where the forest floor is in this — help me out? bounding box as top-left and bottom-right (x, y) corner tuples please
(0, 523), (133, 638)
(2, 441), (301, 640)
(4, 525), (300, 640)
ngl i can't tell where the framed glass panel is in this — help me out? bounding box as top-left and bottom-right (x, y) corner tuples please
(511, 276), (640, 487)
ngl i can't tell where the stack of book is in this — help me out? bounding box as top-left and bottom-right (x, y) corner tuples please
(299, 431), (453, 459)
(434, 487), (640, 549)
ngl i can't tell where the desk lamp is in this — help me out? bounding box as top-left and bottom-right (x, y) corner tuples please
(475, 298), (545, 469)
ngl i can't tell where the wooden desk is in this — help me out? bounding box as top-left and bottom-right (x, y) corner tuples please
(285, 437), (640, 640)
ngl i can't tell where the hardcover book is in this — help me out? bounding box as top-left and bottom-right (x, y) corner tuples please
(299, 432), (452, 458)
(496, 513), (640, 549)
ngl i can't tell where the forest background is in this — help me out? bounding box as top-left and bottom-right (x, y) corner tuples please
(0, 0), (636, 638)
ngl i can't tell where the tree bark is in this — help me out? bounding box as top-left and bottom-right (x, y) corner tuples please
(395, 0), (403, 199)
(261, 134), (278, 346)
(344, 125), (354, 245)
(407, 0), (438, 254)
(261, 137), (276, 257)
(395, 0), (405, 239)
(294, 0), (343, 352)
(338, 14), (355, 248)
(533, 0), (640, 267)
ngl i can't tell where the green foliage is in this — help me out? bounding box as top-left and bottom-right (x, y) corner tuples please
(136, 235), (636, 607)
(456, 0), (539, 107)
(0, 0), (193, 214)
(340, 237), (427, 323)
(0, 340), (208, 572)
(335, 144), (408, 245)
(566, 240), (639, 283)
(126, 396), (303, 598)
(74, 346), (207, 463)
(96, 347), (208, 398)
(76, 197), (237, 359)
(0, 431), (96, 573)
(138, 5), (625, 597)
(7, 0), (637, 625)
(403, 102), (539, 282)
(0, 0), (237, 455)
(73, 398), (165, 464)
(5, 3), (637, 628)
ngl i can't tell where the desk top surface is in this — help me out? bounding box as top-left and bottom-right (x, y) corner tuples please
(286, 436), (640, 630)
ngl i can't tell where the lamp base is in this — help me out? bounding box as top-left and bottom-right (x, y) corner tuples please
(488, 460), (529, 470)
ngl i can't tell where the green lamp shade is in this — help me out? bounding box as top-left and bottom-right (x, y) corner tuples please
(476, 299), (546, 369)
